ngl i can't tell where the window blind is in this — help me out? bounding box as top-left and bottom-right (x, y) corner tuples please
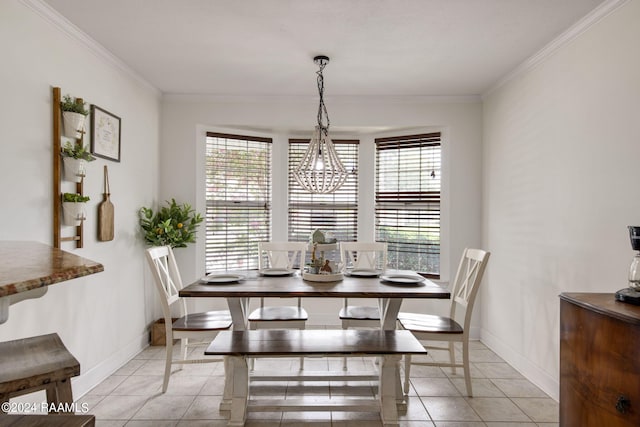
(288, 139), (359, 247)
(375, 133), (441, 276)
(205, 132), (272, 272)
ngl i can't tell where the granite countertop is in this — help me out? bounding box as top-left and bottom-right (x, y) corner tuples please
(0, 241), (103, 298)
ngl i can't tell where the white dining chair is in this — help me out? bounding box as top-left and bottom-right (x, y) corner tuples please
(248, 241), (308, 369)
(397, 248), (490, 397)
(338, 241), (388, 369)
(145, 245), (232, 393)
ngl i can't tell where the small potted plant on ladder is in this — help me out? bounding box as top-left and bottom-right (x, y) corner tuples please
(62, 192), (90, 226)
(60, 94), (89, 139)
(61, 141), (95, 182)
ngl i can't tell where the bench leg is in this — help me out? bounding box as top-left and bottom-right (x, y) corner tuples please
(227, 356), (249, 427)
(379, 354), (400, 427)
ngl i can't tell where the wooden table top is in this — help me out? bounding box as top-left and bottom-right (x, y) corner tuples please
(180, 271), (450, 299)
(205, 330), (429, 356)
(0, 241), (103, 298)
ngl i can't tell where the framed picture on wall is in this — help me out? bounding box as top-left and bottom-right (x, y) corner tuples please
(90, 105), (121, 162)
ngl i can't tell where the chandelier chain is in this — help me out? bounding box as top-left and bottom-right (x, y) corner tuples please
(316, 60), (329, 133)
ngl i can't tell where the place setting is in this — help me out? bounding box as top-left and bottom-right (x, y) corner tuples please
(258, 267), (297, 277)
(380, 272), (426, 286)
(200, 273), (246, 284)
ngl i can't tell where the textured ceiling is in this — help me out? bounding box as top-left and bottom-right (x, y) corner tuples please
(43, 0), (605, 96)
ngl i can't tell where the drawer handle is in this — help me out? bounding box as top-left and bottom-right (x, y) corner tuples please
(616, 395), (630, 414)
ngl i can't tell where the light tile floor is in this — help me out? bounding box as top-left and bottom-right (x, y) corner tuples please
(74, 338), (558, 427)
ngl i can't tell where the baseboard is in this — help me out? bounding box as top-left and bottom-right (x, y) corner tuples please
(480, 327), (559, 401)
(72, 331), (150, 399)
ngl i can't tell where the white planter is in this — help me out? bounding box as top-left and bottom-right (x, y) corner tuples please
(62, 157), (86, 182)
(62, 202), (86, 226)
(62, 111), (87, 139)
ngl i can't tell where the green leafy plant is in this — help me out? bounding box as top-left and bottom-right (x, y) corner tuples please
(61, 141), (96, 161)
(62, 193), (90, 203)
(139, 199), (203, 248)
(60, 94), (89, 115)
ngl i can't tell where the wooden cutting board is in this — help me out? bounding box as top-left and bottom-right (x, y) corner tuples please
(98, 165), (114, 241)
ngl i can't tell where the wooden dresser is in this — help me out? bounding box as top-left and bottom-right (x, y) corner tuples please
(560, 293), (640, 426)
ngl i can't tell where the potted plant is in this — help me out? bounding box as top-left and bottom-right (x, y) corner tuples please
(60, 94), (89, 139)
(62, 192), (90, 226)
(61, 141), (96, 182)
(139, 199), (203, 248)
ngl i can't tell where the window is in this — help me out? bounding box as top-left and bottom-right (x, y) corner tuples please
(375, 133), (441, 277)
(205, 132), (271, 272)
(288, 139), (359, 246)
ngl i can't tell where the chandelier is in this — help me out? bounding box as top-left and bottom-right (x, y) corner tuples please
(292, 55), (349, 194)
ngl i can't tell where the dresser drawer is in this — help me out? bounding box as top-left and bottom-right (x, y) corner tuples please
(560, 296), (640, 427)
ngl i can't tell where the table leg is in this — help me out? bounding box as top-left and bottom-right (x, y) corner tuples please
(379, 354), (401, 427)
(219, 356), (232, 412)
(227, 297), (249, 331)
(227, 356), (249, 427)
(221, 297), (249, 412)
(379, 298), (407, 406)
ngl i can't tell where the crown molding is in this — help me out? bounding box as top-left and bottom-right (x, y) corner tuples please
(483, 0), (630, 99)
(163, 93), (481, 105)
(20, 0), (160, 96)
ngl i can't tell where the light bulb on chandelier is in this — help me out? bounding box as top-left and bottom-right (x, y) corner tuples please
(292, 56), (348, 194)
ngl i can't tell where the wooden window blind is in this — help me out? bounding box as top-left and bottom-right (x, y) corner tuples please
(375, 133), (441, 277)
(288, 139), (359, 247)
(205, 132), (272, 272)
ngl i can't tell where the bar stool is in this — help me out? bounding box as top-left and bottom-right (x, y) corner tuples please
(0, 333), (80, 413)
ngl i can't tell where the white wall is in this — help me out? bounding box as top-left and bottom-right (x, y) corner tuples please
(482, 0), (640, 400)
(160, 95), (483, 325)
(0, 0), (161, 398)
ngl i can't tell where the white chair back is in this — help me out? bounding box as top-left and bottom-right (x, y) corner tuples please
(339, 242), (388, 271)
(449, 248), (490, 332)
(145, 245), (187, 321)
(258, 242), (307, 270)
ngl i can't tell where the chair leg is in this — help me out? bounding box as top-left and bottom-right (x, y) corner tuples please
(162, 336), (173, 393)
(45, 384), (59, 410)
(299, 324), (305, 371)
(54, 379), (74, 412)
(403, 354), (412, 396)
(249, 323), (256, 372)
(181, 337), (188, 360)
(462, 341), (472, 397)
(342, 320), (349, 371)
(449, 341), (456, 375)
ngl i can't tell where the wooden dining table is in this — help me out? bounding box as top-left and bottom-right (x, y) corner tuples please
(179, 270), (450, 423)
(179, 269), (450, 331)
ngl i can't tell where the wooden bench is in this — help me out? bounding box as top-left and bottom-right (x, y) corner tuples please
(0, 414), (94, 427)
(205, 329), (427, 427)
(0, 334), (80, 414)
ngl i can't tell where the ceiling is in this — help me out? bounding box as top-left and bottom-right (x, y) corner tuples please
(43, 0), (605, 97)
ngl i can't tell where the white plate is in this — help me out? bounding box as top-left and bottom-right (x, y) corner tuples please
(344, 268), (382, 278)
(201, 274), (245, 284)
(380, 274), (424, 284)
(259, 268), (295, 277)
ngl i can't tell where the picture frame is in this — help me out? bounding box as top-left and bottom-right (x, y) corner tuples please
(90, 105), (121, 162)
